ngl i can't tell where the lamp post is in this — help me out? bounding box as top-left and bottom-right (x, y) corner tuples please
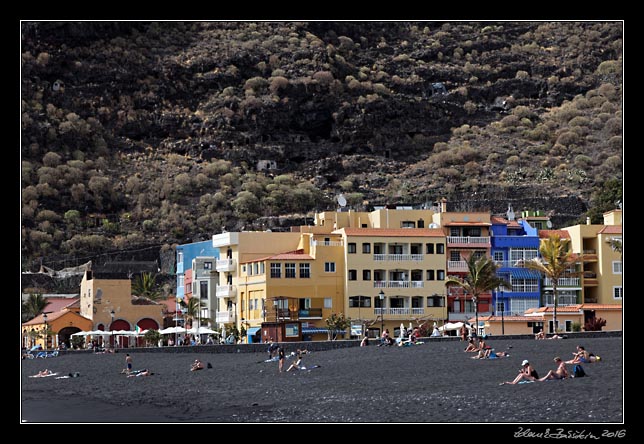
(110, 309), (115, 348)
(472, 294), (479, 338)
(500, 289), (505, 335)
(42, 312), (48, 350)
(378, 290), (385, 338)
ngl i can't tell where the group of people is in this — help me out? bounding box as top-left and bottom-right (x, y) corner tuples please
(464, 335), (509, 359)
(377, 328), (421, 347)
(500, 344), (599, 385)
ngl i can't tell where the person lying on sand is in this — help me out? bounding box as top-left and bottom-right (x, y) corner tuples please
(191, 359), (205, 371)
(127, 369), (152, 377)
(29, 369), (57, 378)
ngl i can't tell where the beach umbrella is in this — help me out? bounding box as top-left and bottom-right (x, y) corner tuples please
(187, 326), (219, 335)
(71, 331), (90, 336)
(159, 326), (186, 335)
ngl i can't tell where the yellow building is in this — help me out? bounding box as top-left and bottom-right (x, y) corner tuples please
(80, 270), (165, 346)
(22, 307), (93, 350)
(562, 210), (622, 305)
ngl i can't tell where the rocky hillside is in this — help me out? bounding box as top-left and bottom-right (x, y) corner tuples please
(21, 21), (623, 271)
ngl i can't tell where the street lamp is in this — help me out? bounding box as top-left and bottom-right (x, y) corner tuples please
(500, 289), (505, 335)
(42, 312), (48, 350)
(378, 290), (385, 338)
(472, 294), (479, 338)
(110, 309), (115, 348)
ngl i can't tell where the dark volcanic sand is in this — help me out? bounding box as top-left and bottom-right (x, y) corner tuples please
(21, 336), (623, 424)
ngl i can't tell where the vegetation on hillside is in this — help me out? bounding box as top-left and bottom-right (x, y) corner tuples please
(21, 22), (622, 269)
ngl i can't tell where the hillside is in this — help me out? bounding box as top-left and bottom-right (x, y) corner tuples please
(21, 21), (623, 271)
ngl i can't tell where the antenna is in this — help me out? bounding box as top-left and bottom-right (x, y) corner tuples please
(337, 194), (347, 208)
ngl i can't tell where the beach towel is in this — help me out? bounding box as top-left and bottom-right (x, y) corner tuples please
(29, 372), (59, 378)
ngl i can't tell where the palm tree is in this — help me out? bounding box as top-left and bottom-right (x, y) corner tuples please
(525, 234), (576, 334)
(22, 293), (48, 321)
(131, 272), (161, 301)
(445, 254), (511, 334)
(608, 237), (622, 254)
(183, 297), (211, 330)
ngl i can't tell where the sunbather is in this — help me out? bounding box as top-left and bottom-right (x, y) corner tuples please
(539, 357), (569, 381)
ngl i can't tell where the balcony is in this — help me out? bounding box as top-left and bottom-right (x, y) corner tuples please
(216, 311), (234, 323)
(374, 308), (426, 316)
(448, 260), (468, 272)
(298, 308), (323, 319)
(216, 285), (237, 299)
(216, 258), (236, 272)
(447, 236), (490, 247)
(373, 254), (424, 262)
(582, 249), (598, 262)
(313, 240), (344, 247)
(373, 281), (424, 288)
(543, 277), (581, 288)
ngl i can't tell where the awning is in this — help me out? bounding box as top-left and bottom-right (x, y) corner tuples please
(247, 327), (261, 336)
(510, 269), (541, 279)
(302, 328), (346, 335)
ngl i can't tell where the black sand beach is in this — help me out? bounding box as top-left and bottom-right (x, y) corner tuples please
(21, 336), (623, 424)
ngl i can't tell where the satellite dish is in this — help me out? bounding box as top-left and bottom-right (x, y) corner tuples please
(428, 223), (439, 229)
(95, 288), (103, 301)
(338, 194), (347, 207)
(546, 220), (553, 228)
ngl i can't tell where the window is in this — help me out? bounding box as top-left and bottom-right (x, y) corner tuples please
(299, 263), (311, 278)
(510, 248), (539, 263)
(436, 243), (445, 254)
(613, 287), (623, 299)
(324, 298), (332, 309)
(495, 301), (505, 313)
(426, 243), (434, 254)
(177, 275), (184, 289)
(437, 270), (445, 280)
(465, 227), (481, 237)
(450, 251), (461, 262)
(299, 298), (311, 310)
(348, 243), (357, 254)
(472, 250), (486, 260)
(260, 263), (265, 274)
(612, 261), (622, 274)
(426, 270), (435, 281)
(401, 221), (415, 228)
(363, 270), (371, 280)
(247, 264), (253, 276)
(270, 263), (281, 278)
(348, 270), (357, 281)
(325, 262), (336, 273)
(242, 265), (246, 273)
(362, 243), (371, 253)
(427, 295), (444, 307)
(285, 263), (296, 278)
(361, 223), (368, 228)
(199, 281), (208, 299)
(450, 227), (460, 236)
(177, 251), (183, 264)
(493, 251), (504, 262)
(565, 320), (572, 332)
(249, 299), (255, 310)
(204, 261), (212, 270)
(349, 296), (371, 307)
(253, 262), (258, 275)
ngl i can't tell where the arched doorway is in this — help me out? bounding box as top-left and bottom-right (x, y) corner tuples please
(58, 326), (81, 348)
(109, 319), (131, 348)
(135, 318), (160, 347)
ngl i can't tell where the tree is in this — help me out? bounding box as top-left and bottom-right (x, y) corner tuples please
(584, 317), (607, 332)
(143, 329), (162, 347)
(444, 254), (511, 333)
(525, 234), (577, 333)
(22, 293), (48, 320)
(325, 313), (351, 340)
(131, 272), (161, 301)
(608, 237), (622, 254)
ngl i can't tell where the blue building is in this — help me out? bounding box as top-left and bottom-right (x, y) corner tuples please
(490, 208), (542, 318)
(176, 240), (220, 301)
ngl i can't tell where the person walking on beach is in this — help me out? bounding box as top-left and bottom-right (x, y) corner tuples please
(539, 357), (569, 381)
(278, 346), (285, 372)
(125, 353), (133, 374)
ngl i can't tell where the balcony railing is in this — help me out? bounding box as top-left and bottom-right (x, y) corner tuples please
(374, 308), (426, 316)
(298, 308), (323, 318)
(313, 240), (344, 247)
(216, 311), (234, 323)
(216, 258), (236, 272)
(373, 281), (424, 288)
(447, 236), (490, 245)
(544, 277), (581, 287)
(373, 254), (424, 261)
(494, 260), (531, 268)
(448, 260), (468, 272)
(216, 285), (237, 299)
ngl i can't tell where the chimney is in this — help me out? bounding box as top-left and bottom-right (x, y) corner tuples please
(440, 198), (447, 213)
(586, 217), (591, 225)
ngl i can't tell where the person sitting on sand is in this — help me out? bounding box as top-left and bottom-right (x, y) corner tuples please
(191, 359), (205, 371)
(535, 329), (546, 340)
(464, 338), (478, 352)
(360, 335), (369, 347)
(566, 345), (590, 364)
(501, 360), (539, 385)
(127, 369), (152, 377)
(287, 350), (304, 372)
(539, 357), (569, 381)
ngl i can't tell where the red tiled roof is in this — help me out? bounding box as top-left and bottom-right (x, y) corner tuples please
(539, 230), (571, 239)
(22, 309), (72, 326)
(442, 221), (491, 227)
(337, 228), (445, 237)
(580, 303), (622, 311)
(40, 297), (78, 313)
(598, 226), (622, 234)
(490, 216), (521, 228)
